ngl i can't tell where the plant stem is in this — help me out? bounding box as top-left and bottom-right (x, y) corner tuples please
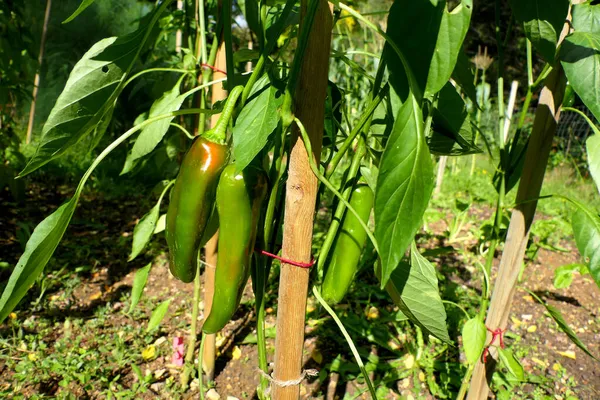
(312, 287), (377, 399)
(326, 84), (389, 178)
(456, 363), (475, 400)
(199, 332), (206, 400)
(317, 137), (366, 272)
(296, 118), (379, 253)
(181, 262), (202, 388)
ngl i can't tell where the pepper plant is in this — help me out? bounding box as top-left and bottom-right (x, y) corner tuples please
(2, 0), (600, 399)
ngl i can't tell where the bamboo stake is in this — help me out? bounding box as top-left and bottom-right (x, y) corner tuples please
(466, 10), (574, 398)
(272, 1), (333, 399)
(175, 0), (183, 53)
(434, 156), (448, 196)
(503, 80), (519, 143)
(201, 40), (227, 382)
(26, 0), (52, 144)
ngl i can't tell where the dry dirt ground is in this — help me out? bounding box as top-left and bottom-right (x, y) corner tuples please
(0, 180), (598, 399)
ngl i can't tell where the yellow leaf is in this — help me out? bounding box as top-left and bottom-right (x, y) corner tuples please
(142, 345), (156, 360)
(418, 371), (425, 382)
(232, 346), (242, 360)
(522, 295), (534, 302)
(28, 353), (37, 362)
(557, 350), (576, 360)
(531, 357), (546, 368)
(527, 325), (537, 333)
(552, 362), (561, 371)
(89, 291), (102, 301)
(510, 316), (522, 327)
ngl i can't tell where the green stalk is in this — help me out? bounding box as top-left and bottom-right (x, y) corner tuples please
(456, 363), (476, 400)
(255, 125), (287, 397)
(296, 118), (379, 253)
(470, 68), (486, 177)
(198, 332), (206, 400)
(181, 261), (202, 388)
(123, 68), (193, 88)
(313, 287), (377, 399)
(241, 0), (295, 106)
(203, 85), (244, 144)
(317, 137), (366, 272)
(516, 40), (534, 131)
(326, 84), (389, 178)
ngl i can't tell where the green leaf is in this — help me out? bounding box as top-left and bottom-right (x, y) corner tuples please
(509, 0), (569, 62)
(529, 290), (597, 360)
(587, 134), (600, 193)
(385, 243), (450, 343)
(129, 263), (152, 313)
(324, 81), (343, 147)
(375, 93), (434, 286)
(233, 48), (260, 64)
(497, 348), (525, 381)
(426, 0), (473, 96)
(553, 263), (584, 289)
(20, 6), (165, 177)
(237, 0), (261, 38)
(573, 1), (600, 34)
(146, 299), (172, 332)
(452, 51), (478, 107)
(129, 181), (172, 260)
(384, 0), (471, 100)
(560, 32), (600, 123)
(429, 82), (480, 156)
(121, 81), (185, 175)
(63, 0), (96, 24)
(232, 75), (283, 172)
(462, 316), (486, 364)
(154, 214), (166, 234)
(571, 204), (600, 289)
(0, 200), (77, 322)
(360, 165), (378, 193)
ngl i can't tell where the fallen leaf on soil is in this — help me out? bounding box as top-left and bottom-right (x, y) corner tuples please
(527, 325), (537, 333)
(531, 357), (547, 368)
(232, 346), (242, 360)
(557, 350), (576, 360)
(88, 291), (102, 301)
(142, 345), (156, 360)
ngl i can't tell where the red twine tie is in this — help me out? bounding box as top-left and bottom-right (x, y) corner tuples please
(258, 249), (315, 269)
(482, 326), (506, 363)
(201, 63), (227, 75)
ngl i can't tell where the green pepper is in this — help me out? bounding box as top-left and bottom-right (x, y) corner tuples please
(166, 137), (229, 282)
(202, 164), (268, 334)
(322, 184), (374, 304)
(166, 85), (244, 283)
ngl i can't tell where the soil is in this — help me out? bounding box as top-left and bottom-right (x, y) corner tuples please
(0, 178), (599, 399)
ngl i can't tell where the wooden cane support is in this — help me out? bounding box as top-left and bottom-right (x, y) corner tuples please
(272, 1), (333, 399)
(466, 9), (575, 397)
